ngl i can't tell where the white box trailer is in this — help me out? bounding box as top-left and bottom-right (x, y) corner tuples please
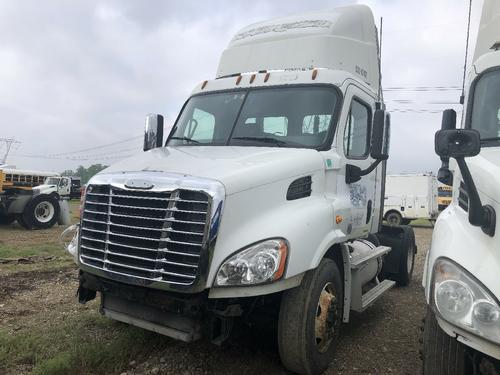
(383, 173), (439, 225)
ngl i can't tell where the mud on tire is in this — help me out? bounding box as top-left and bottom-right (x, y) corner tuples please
(277, 258), (343, 375)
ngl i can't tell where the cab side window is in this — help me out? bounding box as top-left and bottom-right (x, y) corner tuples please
(344, 99), (372, 158)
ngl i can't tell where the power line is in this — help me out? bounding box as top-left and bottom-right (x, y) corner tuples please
(387, 99), (461, 104)
(0, 137), (21, 164)
(384, 86), (462, 92)
(18, 147), (138, 161)
(47, 135), (142, 157)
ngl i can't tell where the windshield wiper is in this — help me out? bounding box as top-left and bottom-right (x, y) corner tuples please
(169, 136), (200, 144)
(232, 136), (288, 147)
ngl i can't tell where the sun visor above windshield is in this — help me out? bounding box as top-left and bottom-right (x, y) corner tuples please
(216, 5), (380, 92)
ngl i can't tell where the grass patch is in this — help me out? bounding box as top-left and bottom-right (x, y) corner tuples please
(0, 311), (171, 375)
(0, 243), (62, 259)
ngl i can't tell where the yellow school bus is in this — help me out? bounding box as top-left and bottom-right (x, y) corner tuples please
(437, 185), (452, 211)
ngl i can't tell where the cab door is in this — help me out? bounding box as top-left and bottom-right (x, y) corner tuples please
(337, 85), (380, 238)
(58, 177), (71, 197)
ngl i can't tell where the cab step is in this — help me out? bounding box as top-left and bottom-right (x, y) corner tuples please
(360, 279), (395, 311)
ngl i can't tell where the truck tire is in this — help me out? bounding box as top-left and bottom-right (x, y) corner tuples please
(278, 258), (343, 375)
(0, 213), (16, 225)
(23, 194), (60, 229)
(385, 211), (402, 226)
(394, 226), (416, 286)
(423, 306), (468, 374)
(16, 213), (32, 229)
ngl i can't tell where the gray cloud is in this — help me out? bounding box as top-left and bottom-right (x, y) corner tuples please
(0, 0), (483, 174)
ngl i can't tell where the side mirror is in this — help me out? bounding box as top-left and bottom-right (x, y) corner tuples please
(435, 129), (481, 158)
(437, 109), (457, 185)
(143, 114), (164, 151)
(371, 110), (390, 160)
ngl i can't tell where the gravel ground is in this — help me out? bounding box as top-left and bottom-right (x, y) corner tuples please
(1, 227), (432, 375)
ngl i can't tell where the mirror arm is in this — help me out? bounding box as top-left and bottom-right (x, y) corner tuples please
(345, 159), (382, 184)
(455, 157), (496, 236)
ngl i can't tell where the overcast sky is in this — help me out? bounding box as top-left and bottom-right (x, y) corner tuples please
(0, 0), (483, 174)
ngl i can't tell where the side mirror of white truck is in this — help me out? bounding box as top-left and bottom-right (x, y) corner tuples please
(143, 114), (164, 151)
(435, 129), (481, 159)
(346, 110), (390, 184)
(435, 127), (496, 236)
(437, 109), (456, 185)
(371, 110), (391, 160)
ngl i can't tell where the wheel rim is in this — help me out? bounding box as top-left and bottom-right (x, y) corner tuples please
(34, 201), (55, 223)
(388, 215), (399, 225)
(315, 282), (337, 353)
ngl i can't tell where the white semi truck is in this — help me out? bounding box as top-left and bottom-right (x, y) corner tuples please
(423, 1), (500, 373)
(63, 6), (416, 374)
(0, 169), (74, 229)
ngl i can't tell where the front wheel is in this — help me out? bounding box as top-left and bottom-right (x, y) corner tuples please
(23, 194), (60, 229)
(386, 211), (403, 226)
(278, 258), (343, 375)
(423, 306), (469, 374)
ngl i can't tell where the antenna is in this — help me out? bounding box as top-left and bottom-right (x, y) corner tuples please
(378, 17), (384, 104)
(460, 0), (473, 105)
(0, 137), (21, 165)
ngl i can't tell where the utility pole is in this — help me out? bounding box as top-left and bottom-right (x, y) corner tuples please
(0, 137), (21, 165)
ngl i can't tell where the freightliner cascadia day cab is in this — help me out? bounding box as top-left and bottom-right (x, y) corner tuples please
(63, 5), (416, 374)
(423, 0), (500, 373)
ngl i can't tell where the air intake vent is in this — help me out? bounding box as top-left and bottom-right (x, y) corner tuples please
(458, 181), (469, 212)
(287, 176), (312, 200)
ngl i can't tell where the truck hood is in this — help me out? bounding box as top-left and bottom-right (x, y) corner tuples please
(33, 184), (56, 192)
(101, 146), (325, 195)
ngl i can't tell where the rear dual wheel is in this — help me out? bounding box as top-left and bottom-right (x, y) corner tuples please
(278, 259), (343, 375)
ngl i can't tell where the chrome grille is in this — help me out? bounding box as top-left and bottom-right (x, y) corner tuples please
(79, 185), (210, 286)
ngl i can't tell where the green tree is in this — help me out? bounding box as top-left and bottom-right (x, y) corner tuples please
(61, 164), (108, 184)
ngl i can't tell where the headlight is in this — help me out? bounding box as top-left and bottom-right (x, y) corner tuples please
(215, 239), (288, 287)
(432, 258), (500, 344)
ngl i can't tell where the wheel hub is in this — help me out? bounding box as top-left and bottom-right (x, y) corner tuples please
(315, 282), (337, 353)
(34, 201), (55, 223)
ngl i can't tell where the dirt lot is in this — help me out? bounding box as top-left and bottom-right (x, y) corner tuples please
(0, 208), (431, 375)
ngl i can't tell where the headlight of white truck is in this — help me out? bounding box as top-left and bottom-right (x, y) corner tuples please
(432, 258), (500, 344)
(215, 239), (288, 286)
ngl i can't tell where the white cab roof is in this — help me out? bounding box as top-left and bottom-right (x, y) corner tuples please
(473, 0), (500, 63)
(216, 5), (380, 92)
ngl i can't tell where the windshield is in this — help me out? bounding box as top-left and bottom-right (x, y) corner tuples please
(44, 177), (60, 185)
(166, 86), (339, 149)
(470, 69), (500, 145)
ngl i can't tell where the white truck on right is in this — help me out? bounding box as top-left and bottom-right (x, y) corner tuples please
(423, 0), (500, 373)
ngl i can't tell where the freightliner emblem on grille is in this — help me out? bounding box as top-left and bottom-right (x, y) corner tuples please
(124, 179), (154, 189)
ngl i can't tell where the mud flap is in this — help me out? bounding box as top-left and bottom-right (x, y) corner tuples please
(377, 224), (417, 276)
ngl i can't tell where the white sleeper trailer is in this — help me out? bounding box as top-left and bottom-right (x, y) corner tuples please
(384, 173), (439, 225)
